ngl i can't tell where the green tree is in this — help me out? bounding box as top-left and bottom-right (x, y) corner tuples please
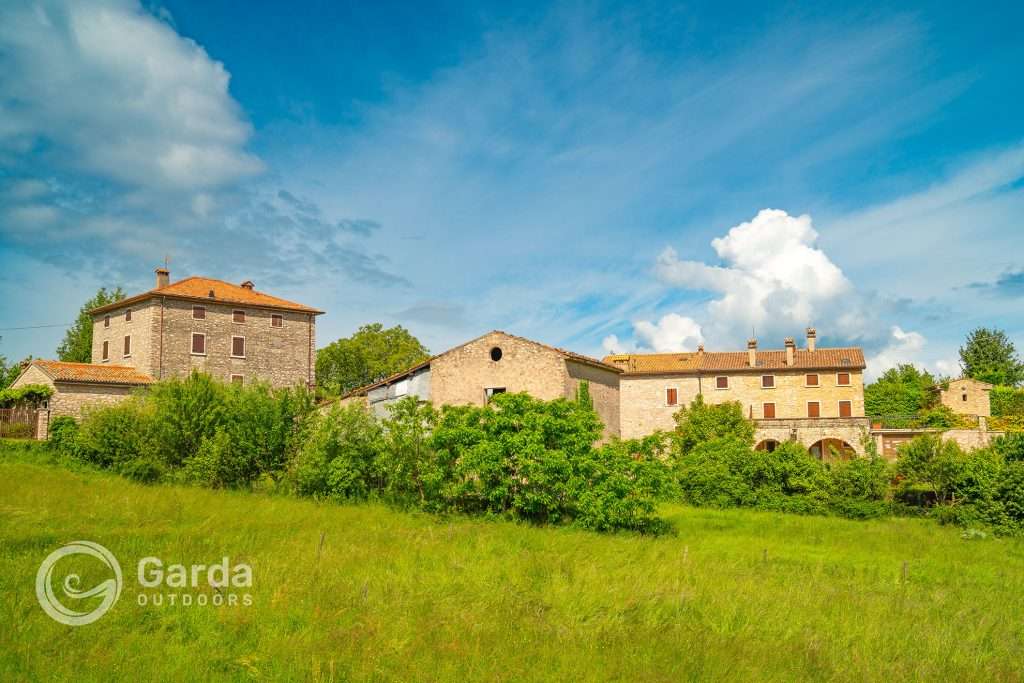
(671, 395), (755, 455)
(56, 287), (125, 362)
(864, 364), (936, 419)
(0, 355), (30, 389)
(316, 323), (430, 396)
(959, 327), (1024, 387)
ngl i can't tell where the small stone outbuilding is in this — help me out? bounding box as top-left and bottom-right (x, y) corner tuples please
(937, 378), (992, 417)
(9, 360), (154, 438)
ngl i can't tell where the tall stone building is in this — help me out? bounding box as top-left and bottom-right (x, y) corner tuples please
(89, 268), (322, 388)
(604, 328), (870, 457)
(340, 331), (623, 440)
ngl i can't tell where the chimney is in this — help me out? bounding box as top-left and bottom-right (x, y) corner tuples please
(806, 327), (817, 352)
(747, 338), (757, 367)
(697, 344), (705, 355)
(155, 267), (170, 289)
(241, 280), (255, 291)
(784, 337), (795, 366)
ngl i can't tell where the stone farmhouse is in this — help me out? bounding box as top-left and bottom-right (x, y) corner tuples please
(605, 328), (870, 457)
(10, 267), (322, 435)
(340, 330), (623, 440)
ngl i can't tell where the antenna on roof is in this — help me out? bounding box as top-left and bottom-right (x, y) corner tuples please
(163, 253), (171, 270)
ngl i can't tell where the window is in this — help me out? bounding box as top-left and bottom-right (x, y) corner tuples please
(271, 314), (283, 328)
(485, 387), (506, 402)
(807, 401), (821, 418)
(839, 400), (852, 418)
(962, 393), (968, 402)
(104, 315), (110, 328)
(102, 340), (109, 361)
(715, 376), (729, 389)
(123, 335), (131, 357)
(125, 309), (132, 322)
(231, 374), (244, 386)
(761, 375), (775, 389)
(806, 373), (820, 387)
(193, 306), (206, 320)
(233, 310), (246, 323)
(763, 402), (776, 419)
(490, 347), (503, 361)
(191, 333), (206, 355)
(836, 372), (851, 386)
(666, 388), (678, 406)
(231, 336), (246, 358)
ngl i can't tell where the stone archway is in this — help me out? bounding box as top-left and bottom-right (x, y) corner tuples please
(809, 438), (856, 462)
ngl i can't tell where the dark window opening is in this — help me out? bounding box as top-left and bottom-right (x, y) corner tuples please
(715, 376), (729, 389)
(490, 347), (503, 361)
(192, 333), (205, 355)
(485, 387), (506, 401)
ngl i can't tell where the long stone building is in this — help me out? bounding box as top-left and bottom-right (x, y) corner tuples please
(605, 328), (869, 456)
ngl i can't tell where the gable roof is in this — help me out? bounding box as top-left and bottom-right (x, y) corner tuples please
(602, 346), (865, 375)
(90, 276), (323, 315)
(29, 360), (155, 386)
(340, 330), (621, 399)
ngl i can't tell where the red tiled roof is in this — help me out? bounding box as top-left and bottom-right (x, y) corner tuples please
(90, 277), (323, 315)
(32, 360), (155, 385)
(602, 347), (865, 375)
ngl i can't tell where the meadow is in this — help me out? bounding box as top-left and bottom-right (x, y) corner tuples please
(2, 444), (1024, 682)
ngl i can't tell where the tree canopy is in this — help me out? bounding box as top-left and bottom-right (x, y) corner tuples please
(864, 364), (937, 418)
(959, 327), (1024, 387)
(316, 323), (430, 397)
(0, 356), (29, 390)
(56, 287), (125, 363)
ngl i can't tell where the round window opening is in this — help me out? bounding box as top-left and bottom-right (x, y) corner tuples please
(490, 347), (503, 362)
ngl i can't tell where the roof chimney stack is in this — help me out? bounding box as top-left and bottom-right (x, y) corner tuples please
(806, 327), (817, 352)
(747, 338), (757, 367)
(241, 280), (255, 291)
(784, 337), (796, 366)
(155, 267), (170, 289)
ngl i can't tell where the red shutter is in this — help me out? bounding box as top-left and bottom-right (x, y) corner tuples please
(808, 402), (820, 418)
(232, 337), (245, 357)
(271, 314), (283, 328)
(839, 401), (852, 418)
(763, 403), (775, 419)
(233, 310), (245, 323)
(716, 376), (728, 389)
(837, 372), (850, 386)
(123, 336), (130, 356)
(192, 334), (205, 354)
(666, 388), (678, 406)
(102, 341), (108, 360)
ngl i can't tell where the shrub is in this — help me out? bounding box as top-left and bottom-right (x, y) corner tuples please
(381, 397), (444, 508)
(76, 401), (156, 468)
(991, 386), (1024, 417)
(672, 395), (754, 456)
(47, 416), (81, 459)
(291, 403), (384, 499)
(894, 434), (966, 506)
(0, 383), (53, 408)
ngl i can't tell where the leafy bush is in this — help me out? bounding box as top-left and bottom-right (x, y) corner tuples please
(47, 416), (80, 458)
(291, 403), (384, 499)
(76, 401), (157, 469)
(991, 386), (1024, 417)
(0, 383), (53, 408)
(894, 434), (965, 505)
(672, 395), (754, 455)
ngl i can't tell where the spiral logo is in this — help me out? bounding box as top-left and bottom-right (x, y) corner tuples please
(35, 541), (123, 626)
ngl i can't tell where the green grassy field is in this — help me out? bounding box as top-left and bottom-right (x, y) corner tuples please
(2, 447), (1024, 682)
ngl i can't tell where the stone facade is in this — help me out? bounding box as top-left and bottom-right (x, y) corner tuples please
(939, 378), (992, 417)
(755, 418), (871, 457)
(91, 293), (317, 388)
(619, 374), (702, 437)
(343, 331), (622, 439)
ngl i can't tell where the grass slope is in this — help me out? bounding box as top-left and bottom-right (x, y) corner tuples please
(2, 451), (1024, 681)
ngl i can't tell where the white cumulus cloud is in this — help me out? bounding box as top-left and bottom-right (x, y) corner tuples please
(0, 0), (262, 191)
(602, 314), (704, 354)
(865, 326), (926, 380)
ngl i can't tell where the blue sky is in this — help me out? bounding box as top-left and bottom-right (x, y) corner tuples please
(1, 0), (1022, 378)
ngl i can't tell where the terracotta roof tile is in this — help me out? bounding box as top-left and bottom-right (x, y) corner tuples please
(33, 360), (155, 385)
(603, 347), (865, 374)
(91, 277), (323, 315)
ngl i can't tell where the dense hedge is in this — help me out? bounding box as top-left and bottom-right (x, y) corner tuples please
(47, 373), (674, 534)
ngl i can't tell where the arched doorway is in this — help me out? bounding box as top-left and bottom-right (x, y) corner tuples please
(809, 438), (855, 461)
(755, 439), (780, 453)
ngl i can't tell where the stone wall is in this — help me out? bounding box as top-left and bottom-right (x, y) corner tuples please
(565, 360), (621, 439)
(619, 375), (701, 439)
(940, 379), (991, 417)
(431, 332), (568, 406)
(91, 300), (159, 373)
(49, 382), (139, 421)
(755, 417), (871, 456)
(699, 369), (865, 420)
(94, 298), (316, 388)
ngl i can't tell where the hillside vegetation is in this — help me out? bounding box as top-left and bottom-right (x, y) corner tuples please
(2, 446), (1024, 682)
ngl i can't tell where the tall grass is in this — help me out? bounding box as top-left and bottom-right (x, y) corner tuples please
(2, 446), (1023, 681)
